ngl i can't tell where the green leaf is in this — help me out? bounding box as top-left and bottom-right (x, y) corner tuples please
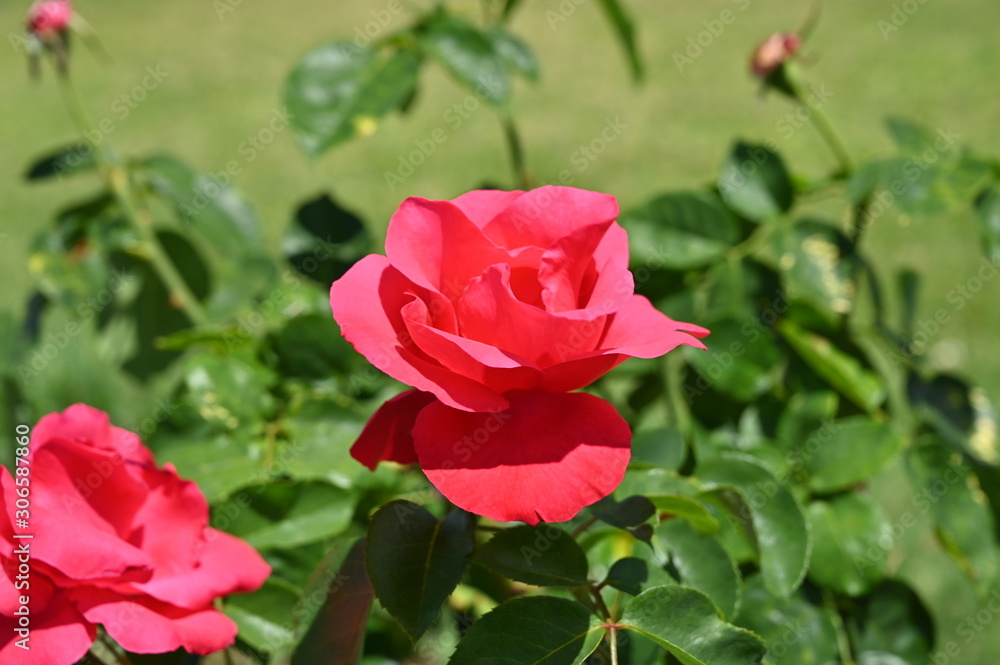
(156, 433), (265, 503)
(449, 596), (603, 665)
(594, 0), (643, 81)
(272, 313), (358, 379)
(224, 578), (299, 653)
(807, 494), (890, 596)
(474, 525), (590, 587)
(591, 495), (655, 543)
(285, 42), (421, 156)
(849, 580), (934, 664)
(366, 501), (475, 639)
(420, 14), (509, 106)
(487, 27), (538, 81)
(622, 192), (741, 270)
(718, 142), (794, 222)
(283, 192), (370, 286)
(697, 456), (811, 598)
(802, 416), (906, 493)
(683, 318), (782, 401)
(174, 352), (277, 434)
(655, 520), (741, 619)
(279, 412), (367, 487)
(646, 495), (719, 535)
(293, 539), (374, 665)
(975, 184), (1000, 258)
(734, 575), (840, 665)
(907, 436), (998, 587)
(630, 427), (686, 471)
(25, 143), (95, 181)
(620, 585), (766, 664)
(778, 319), (886, 413)
(604, 557), (648, 596)
(777, 391), (839, 447)
(907, 373), (999, 465)
(770, 219), (857, 319)
(140, 154), (262, 251)
(240, 482), (355, 550)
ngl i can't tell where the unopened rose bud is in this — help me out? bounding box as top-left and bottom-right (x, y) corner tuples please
(27, 0), (72, 36)
(750, 32), (802, 79)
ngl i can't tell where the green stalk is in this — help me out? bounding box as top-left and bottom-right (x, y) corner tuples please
(500, 112), (531, 189)
(784, 62), (855, 176)
(55, 68), (208, 326)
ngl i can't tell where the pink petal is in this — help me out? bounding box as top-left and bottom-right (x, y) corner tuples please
(136, 528), (270, 609)
(31, 404), (153, 466)
(537, 220), (615, 312)
(350, 389), (439, 470)
(127, 467), (208, 579)
(413, 391), (631, 524)
(385, 198), (512, 300)
(451, 189), (525, 229)
(600, 295), (710, 357)
(483, 186), (619, 250)
(77, 590), (238, 655)
(456, 265), (608, 367)
(331, 254), (509, 412)
(0, 591), (95, 665)
(402, 296), (541, 393)
(22, 445), (154, 582)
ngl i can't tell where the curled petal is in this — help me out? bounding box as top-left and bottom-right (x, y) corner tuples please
(483, 186), (619, 250)
(331, 255), (509, 412)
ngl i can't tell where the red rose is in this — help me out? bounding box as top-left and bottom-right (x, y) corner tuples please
(0, 405), (270, 664)
(27, 0), (72, 35)
(750, 32), (802, 78)
(331, 186), (708, 524)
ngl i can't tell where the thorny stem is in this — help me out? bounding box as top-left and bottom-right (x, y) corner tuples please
(55, 66), (209, 326)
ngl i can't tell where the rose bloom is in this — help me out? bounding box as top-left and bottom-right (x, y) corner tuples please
(0, 405), (270, 665)
(750, 32), (802, 78)
(27, 0), (72, 35)
(331, 186), (708, 524)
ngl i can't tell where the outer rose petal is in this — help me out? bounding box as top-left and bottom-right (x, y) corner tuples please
(413, 391), (631, 524)
(78, 591), (238, 655)
(350, 390), (439, 470)
(483, 186), (619, 250)
(600, 294), (710, 357)
(0, 590), (96, 665)
(31, 403), (153, 466)
(385, 198), (511, 299)
(451, 189), (525, 229)
(137, 528), (270, 609)
(331, 254), (509, 412)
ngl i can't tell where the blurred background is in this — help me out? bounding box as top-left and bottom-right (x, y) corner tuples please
(2, 0), (999, 659)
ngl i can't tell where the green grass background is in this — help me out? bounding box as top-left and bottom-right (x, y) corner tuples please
(2, 0), (1000, 659)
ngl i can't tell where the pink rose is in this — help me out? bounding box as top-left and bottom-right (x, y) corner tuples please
(27, 0), (72, 35)
(0, 405), (271, 664)
(331, 186), (708, 524)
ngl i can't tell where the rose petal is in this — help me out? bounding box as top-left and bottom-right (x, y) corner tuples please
(413, 391), (631, 524)
(600, 294), (710, 357)
(350, 389), (439, 470)
(32, 404), (153, 466)
(385, 198), (512, 300)
(457, 265), (607, 367)
(0, 591), (95, 665)
(537, 220), (615, 312)
(331, 254), (509, 412)
(136, 528), (270, 609)
(78, 590), (238, 655)
(451, 189), (525, 229)
(402, 296), (541, 393)
(22, 445), (153, 582)
(483, 186), (619, 250)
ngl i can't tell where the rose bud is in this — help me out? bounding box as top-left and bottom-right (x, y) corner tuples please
(750, 32), (802, 79)
(27, 0), (73, 36)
